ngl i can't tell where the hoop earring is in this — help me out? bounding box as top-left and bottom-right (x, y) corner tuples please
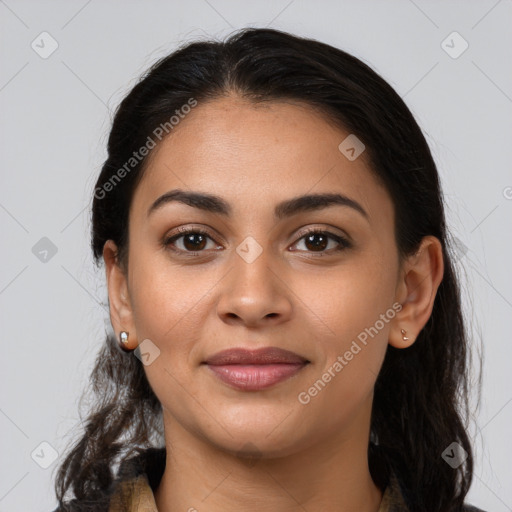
(118, 331), (134, 352)
(400, 328), (409, 341)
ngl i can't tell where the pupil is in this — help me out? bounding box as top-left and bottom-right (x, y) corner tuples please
(306, 234), (327, 251)
(185, 234), (206, 251)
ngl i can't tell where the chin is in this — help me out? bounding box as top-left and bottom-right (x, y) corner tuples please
(203, 421), (307, 460)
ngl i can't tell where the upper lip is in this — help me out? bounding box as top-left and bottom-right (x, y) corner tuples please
(204, 347), (309, 365)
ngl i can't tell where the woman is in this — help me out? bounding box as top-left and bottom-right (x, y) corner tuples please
(53, 27), (486, 512)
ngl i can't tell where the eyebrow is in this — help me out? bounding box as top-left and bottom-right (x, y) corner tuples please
(147, 189), (369, 222)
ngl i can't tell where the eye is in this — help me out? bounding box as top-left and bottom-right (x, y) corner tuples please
(291, 229), (352, 253)
(163, 228), (221, 254)
(163, 227), (352, 256)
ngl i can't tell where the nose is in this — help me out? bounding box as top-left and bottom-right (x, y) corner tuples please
(216, 245), (293, 328)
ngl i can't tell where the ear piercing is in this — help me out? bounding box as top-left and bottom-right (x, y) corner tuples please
(118, 330), (135, 352)
(120, 329), (412, 349)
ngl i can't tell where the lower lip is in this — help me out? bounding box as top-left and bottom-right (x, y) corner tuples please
(205, 363), (307, 391)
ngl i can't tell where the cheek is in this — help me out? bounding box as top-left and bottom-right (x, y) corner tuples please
(128, 258), (186, 357)
(298, 258), (394, 387)
(295, 279), (392, 434)
(300, 256), (394, 339)
(129, 253), (220, 370)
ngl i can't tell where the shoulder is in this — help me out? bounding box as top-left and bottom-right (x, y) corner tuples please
(116, 446), (166, 489)
(381, 470), (488, 512)
(51, 447), (166, 512)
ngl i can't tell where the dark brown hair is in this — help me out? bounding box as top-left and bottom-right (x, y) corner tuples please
(54, 27), (481, 512)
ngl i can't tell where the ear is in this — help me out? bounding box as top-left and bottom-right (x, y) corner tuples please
(103, 240), (138, 350)
(389, 235), (444, 349)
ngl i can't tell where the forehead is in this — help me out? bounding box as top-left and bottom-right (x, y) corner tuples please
(131, 95), (393, 226)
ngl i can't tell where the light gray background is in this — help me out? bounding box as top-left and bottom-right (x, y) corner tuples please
(1, 1), (511, 511)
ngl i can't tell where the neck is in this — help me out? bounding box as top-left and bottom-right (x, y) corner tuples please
(154, 402), (383, 512)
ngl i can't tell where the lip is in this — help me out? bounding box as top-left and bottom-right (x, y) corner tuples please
(204, 347), (309, 365)
(203, 347), (310, 391)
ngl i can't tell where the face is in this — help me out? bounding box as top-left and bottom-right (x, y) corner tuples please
(113, 95), (404, 457)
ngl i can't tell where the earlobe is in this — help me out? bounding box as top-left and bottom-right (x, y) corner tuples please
(390, 236), (444, 349)
(388, 325), (415, 349)
(103, 240), (138, 350)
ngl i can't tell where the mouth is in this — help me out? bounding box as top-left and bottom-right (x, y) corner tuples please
(202, 347), (310, 391)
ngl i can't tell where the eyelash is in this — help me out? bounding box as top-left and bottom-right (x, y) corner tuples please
(162, 227), (352, 256)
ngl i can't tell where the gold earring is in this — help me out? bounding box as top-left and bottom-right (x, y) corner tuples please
(118, 331), (134, 352)
(400, 328), (409, 341)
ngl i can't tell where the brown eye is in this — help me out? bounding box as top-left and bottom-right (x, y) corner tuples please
(164, 229), (219, 254)
(303, 232), (329, 251)
(181, 232), (207, 251)
(292, 230), (351, 253)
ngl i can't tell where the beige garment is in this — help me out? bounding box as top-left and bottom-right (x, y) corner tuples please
(108, 474), (158, 512)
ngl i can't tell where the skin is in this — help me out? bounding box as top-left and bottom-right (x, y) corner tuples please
(104, 95), (444, 512)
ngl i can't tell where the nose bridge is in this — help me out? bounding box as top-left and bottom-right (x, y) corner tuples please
(230, 234), (276, 295)
(217, 234), (291, 324)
